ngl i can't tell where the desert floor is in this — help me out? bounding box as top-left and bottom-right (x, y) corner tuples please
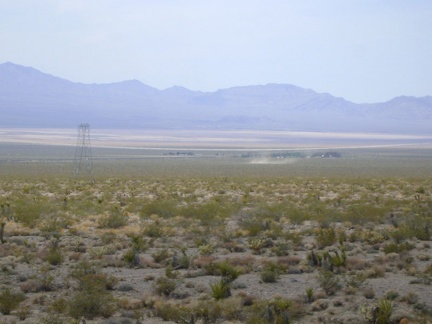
(0, 129), (432, 323)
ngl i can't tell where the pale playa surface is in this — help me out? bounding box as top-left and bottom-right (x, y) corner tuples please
(1, 128), (432, 150)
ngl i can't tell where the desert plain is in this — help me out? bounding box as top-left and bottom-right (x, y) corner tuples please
(0, 129), (432, 323)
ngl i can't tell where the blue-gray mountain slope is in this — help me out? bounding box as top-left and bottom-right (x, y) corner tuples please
(1, 62), (431, 133)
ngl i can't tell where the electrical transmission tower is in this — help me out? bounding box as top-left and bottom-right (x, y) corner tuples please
(73, 123), (93, 175)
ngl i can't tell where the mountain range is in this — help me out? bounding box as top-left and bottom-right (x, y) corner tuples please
(1, 62), (431, 134)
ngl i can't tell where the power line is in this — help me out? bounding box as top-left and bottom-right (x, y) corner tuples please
(72, 123), (93, 175)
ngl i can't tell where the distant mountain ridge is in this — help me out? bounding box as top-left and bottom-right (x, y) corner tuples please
(1, 62), (431, 133)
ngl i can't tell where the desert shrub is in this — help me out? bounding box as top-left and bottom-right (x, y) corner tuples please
(40, 212), (73, 234)
(261, 268), (279, 283)
(277, 256), (301, 269)
(210, 279), (231, 300)
(116, 283), (134, 292)
(361, 229), (386, 245)
(346, 204), (388, 225)
(306, 287), (314, 303)
(194, 298), (223, 323)
(98, 209), (128, 228)
(260, 262), (284, 283)
(267, 297), (293, 321)
(68, 289), (116, 319)
(405, 212), (431, 241)
(315, 227), (337, 249)
(141, 199), (179, 218)
(345, 272), (367, 289)
(46, 247), (63, 265)
(363, 287), (375, 299)
(226, 256), (255, 273)
(123, 248), (140, 267)
(143, 221), (164, 238)
(199, 243), (215, 255)
(152, 248), (170, 263)
(247, 297), (305, 323)
(285, 207), (308, 225)
(20, 279), (40, 293)
(15, 305), (31, 320)
(248, 237), (272, 254)
(383, 241), (415, 254)
(181, 200), (234, 227)
(165, 265), (180, 279)
(100, 231), (117, 244)
(384, 290), (399, 300)
(12, 196), (57, 227)
(153, 276), (176, 296)
(285, 230), (304, 247)
(171, 252), (190, 269)
(272, 242), (290, 256)
(153, 301), (193, 322)
(38, 265), (55, 291)
(240, 215), (268, 236)
(49, 297), (68, 314)
(366, 266), (385, 278)
(127, 233), (148, 252)
(208, 261), (242, 300)
(216, 297), (245, 321)
(68, 262), (117, 319)
(218, 261), (241, 283)
(0, 289), (25, 315)
(376, 299), (393, 324)
(317, 270), (341, 296)
(307, 248), (346, 270)
(391, 226), (415, 243)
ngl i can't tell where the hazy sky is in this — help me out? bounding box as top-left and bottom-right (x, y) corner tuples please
(1, 0), (431, 103)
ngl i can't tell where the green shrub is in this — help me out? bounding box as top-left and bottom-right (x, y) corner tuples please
(152, 248), (170, 263)
(345, 272), (367, 289)
(317, 270), (341, 296)
(405, 213), (431, 241)
(98, 209), (128, 228)
(346, 204), (388, 225)
(154, 301), (193, 322)
(182, 200), (238, 227)
(361, 229), (386, 245)
(272, 242), (290, 256)
(0, 289), (25, 315)
(305, 287), (314, 303)
(376, 299), (393, 324)
(218, 261), (241, 283)
(46, 247), (64, 265)
(127, 233), (148, 252)
(384, 290), (399, 300)
(316, 227), (337, 249)
(68, 289), (116, 319)
(248, 237), (270, 254)
(143, 222), (164, 238)
(261, 268), (279, 283)
(247, 297), (304, 323)
(141, 199), (179, 218)
(153, 276), (176, 296)
(260, 262), (283, 283)
(12, 197), (54, 227)
(307, 248), (346, 270)
(383, 241), (415, 254)
(199, 243), (215, 255)
(38, 265), (55, 291)
(68, 263), (117, 319)
(172, 253), (190, 269)
(210, 279), (231, 300)
(123, 248), (140, 267)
